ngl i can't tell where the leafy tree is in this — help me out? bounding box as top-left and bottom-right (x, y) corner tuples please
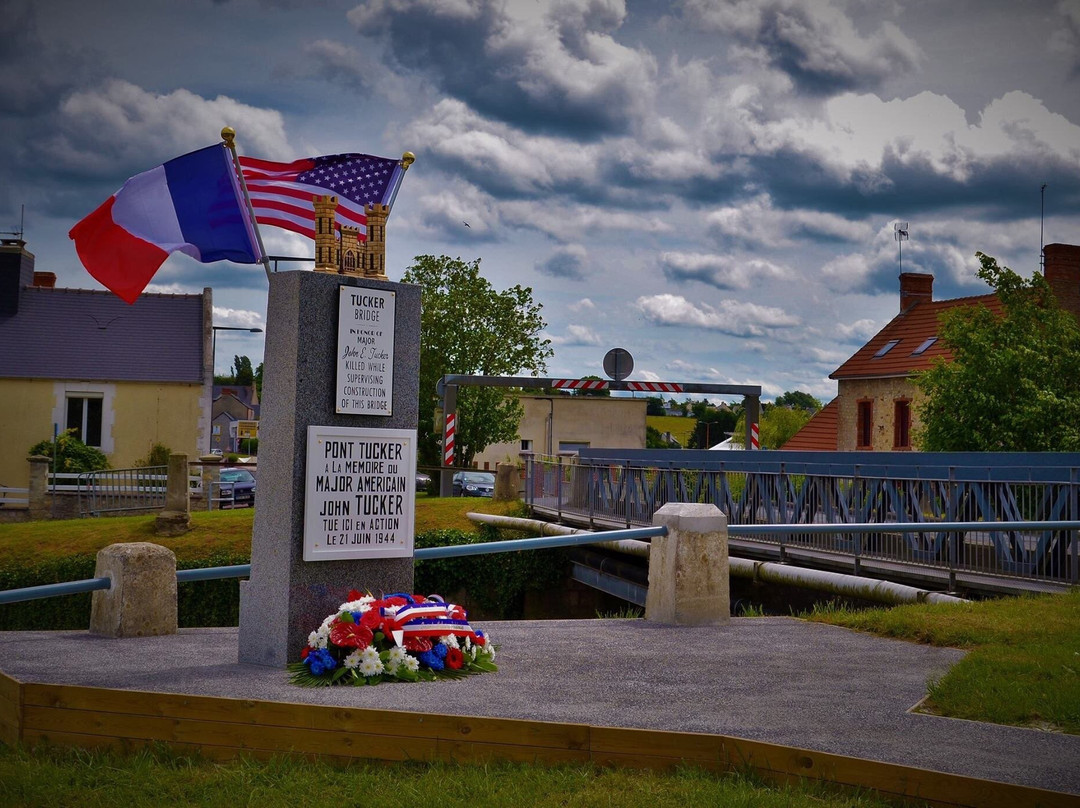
(914, 252), (1080, 451)
(689, 408), (739, 449)
(254, 362), (264, 398)
(730, 406), (812, 449)
(645, 396), (665, 416)
(232, 355), (254, 386)
(774, 390), (822, 412)
(402, 255), (552, 468)
(645, 425), (667, 448)
(29, 429), (109, 473)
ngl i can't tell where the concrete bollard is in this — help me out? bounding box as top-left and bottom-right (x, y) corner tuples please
(494, 463), (518, 501)
(27, 455), (51, 520)
(645, 502), (730, 626)
(90, 542), (178, 637)
(155, 453), (191, 536)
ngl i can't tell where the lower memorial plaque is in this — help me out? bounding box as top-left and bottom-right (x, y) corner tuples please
(303, 425), (417, 561)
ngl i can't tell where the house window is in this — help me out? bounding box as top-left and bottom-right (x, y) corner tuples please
(66, 394), (103, 447)
(894, 400), (911, 449)
(873, 339), (900, 358)
(856, 400), (873, 449)
(911, 337), (937, 356)
(520, 440), (533, 452)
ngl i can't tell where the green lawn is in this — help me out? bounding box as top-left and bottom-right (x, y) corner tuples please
(647, 414), (696, 446)
(0, 745), (917, 808)
(804, 591), (1080, 734)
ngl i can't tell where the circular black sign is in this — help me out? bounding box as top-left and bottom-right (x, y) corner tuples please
(603, 348), (634, 381)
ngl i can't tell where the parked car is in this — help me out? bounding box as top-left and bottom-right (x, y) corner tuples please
(219, 467), (256, 508)
(415, 471), (432, 491)
(452, 471), (495, 497)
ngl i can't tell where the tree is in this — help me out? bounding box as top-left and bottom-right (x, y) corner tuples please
(914, 252), (1080, 451)
(214, 354), (254, 387)
(689, 407), (738, 449)
(730, 406), (812, 449)
(402, 255), (553, 468)
(255, 362), (264, 398)
(645, 396), (665, 416)
(775, 390), (822, 413)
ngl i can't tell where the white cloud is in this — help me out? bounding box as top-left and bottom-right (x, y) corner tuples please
(211, 307), (264, 329)
(660, 251), (790, 289)
(636, 293), (799, 336)
(41, 80), (291, 176)
(550, 324), (604, 346)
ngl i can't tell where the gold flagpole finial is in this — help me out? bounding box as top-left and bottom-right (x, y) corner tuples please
(401, 151), (415, 170)
(221, 126), (237, 150)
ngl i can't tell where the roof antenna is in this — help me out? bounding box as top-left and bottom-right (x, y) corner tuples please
(1040, 183), (1047, 271)
(1, 205), (24, 241)
(894, 221), (909, 273)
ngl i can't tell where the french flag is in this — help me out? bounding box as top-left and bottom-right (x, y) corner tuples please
(69, 144), (261, 304)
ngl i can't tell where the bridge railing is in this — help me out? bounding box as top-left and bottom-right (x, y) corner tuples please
(523, 453), (1080, 586)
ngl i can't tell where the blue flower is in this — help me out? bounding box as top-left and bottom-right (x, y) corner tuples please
(418, 650), (444, 671)
(433, 643), (448, 660)
(306, 648), (337, 676)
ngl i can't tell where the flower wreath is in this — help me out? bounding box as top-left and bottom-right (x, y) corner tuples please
(288, 590), (497, 686)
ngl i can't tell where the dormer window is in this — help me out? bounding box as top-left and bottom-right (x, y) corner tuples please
(911, 337), (937, 356)
(873, 339), (900, 358)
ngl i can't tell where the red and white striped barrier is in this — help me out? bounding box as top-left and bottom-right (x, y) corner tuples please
(552, 378), (609, 391)
(750, 422), (760, 450)
(443, 412), (455, 465)
(625, 381), (684, 393)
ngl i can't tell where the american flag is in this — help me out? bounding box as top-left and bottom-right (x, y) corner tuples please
(237, 153), (403, 241)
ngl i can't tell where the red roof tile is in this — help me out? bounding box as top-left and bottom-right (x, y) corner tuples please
(781, 397), (839, 451)
(831, 293), (1002, 379)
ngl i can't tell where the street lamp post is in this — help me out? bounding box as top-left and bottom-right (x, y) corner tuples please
(210, 326), (263, 451)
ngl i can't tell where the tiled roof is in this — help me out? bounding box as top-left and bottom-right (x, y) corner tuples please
(831, 293), (1001, 379)
(781, 398), (839, 451)
(0, 286), (207, 383)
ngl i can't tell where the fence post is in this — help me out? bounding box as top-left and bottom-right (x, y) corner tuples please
(556, 454), (563, 521)
(645, 502), (730, 626)
(90, 542), (177, 637)
(155, 453), (191, 536)
(200, 454), (222, 511)
(27, 455), (50, 520)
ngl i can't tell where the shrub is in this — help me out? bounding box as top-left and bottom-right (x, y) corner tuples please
(27, 430), (109, 473)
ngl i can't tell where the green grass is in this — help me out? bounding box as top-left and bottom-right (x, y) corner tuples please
(803, 590), (1080, 734)
(647, 415), (696, 447)
(0, 744), (920, 808)
(0, 497), (523, 567)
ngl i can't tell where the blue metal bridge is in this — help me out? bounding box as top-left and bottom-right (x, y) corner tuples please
(523, 450), (1080, 595)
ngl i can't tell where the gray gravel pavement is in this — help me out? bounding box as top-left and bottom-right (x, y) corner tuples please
(3, 617), (1078, 795)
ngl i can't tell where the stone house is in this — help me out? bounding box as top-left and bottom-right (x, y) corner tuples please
(784, 242), (1080, 451)
(0, 239), (213, 486)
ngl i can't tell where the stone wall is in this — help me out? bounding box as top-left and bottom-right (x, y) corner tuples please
(836, 377), (923, 451)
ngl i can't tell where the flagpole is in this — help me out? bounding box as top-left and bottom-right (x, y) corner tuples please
(221, 126), (274, 282)
(385, 151), (415, 212)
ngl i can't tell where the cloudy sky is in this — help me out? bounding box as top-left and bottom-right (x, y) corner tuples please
(3, 0), (1079, 403)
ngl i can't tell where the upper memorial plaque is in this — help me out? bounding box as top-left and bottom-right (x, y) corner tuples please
(336, 285), (395, 415)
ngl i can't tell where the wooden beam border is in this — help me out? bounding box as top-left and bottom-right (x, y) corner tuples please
(0, 672), (1073, 808)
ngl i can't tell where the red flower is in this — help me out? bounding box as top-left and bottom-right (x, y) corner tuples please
(347, 589), (364, 601)
(448, 604), (467, 620)
(359, 609), (383, 630)
(330, 621), (373, 649)
(300, 647), (311, 659)
(403, 636), (432, 652)
(412, 594), (426, 603)
(445, 647), (464, 670)
(384, 595), (409, 607)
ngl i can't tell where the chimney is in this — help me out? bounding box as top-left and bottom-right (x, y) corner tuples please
(1043, 243), (1080, 320)
(0, 239), (35, 318)
(899, 272), (933, 313)
(33, 271), (56, 288)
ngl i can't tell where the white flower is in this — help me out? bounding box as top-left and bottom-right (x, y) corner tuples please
(386, 646), (408, 670)
(403, 655), (420, 673)
(344, 650), (363, 670)
(307, 630), (328, 650)
(340, 597), (375, 613)
(383, 605), (400, 617)
(439, 634), (460, 649)
(359, 654), (384, 676)
(463, 635), (472, 651)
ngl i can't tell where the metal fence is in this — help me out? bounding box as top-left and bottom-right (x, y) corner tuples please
(524, 452), (1080, 586)
(76, 466), (169, 517)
